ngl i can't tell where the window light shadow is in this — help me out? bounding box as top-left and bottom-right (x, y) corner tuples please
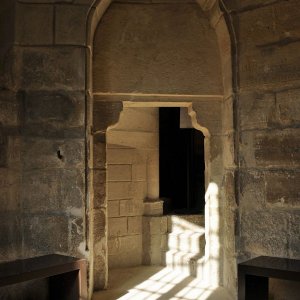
(92, 266), (232, 300)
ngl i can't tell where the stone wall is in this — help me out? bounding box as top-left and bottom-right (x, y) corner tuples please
(226, 0), (300, 298)
(106, 107), (159, 268)
(1, 0), (299, 299)
(0, 1), (91, 297)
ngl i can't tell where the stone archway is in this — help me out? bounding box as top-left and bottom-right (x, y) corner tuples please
(85, 0), (236, 298)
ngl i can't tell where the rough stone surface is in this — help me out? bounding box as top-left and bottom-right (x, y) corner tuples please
(22, 169), (84, 212)
(0, 1), (14, 86)
(107, 164), (132, 182)
(193, 101), (222, 135)
(108, 235), (142, 268)
(23, 215), (69, 256)
(1, 0), (300, 299)
(265, 171), (300, 208)
(0, 216), (22, 261)
(0, 91), (21, 127)
(15, 3), (53, 45)
(239, 170), (265, 210)
(240, 210), (290, 258)
(93, 101), (123, 131)
(17, 47), (85, 91)
(289, 213), (300, 258)
(24, 91), (85, 128)
(93, 169), (106, 209)
(240, 129), (300, 168)
(276, 88), (300, 126)
(239, 0), (300, 91)
(93, 3), (222, 94)
(254, 131), (300, 168)
(55, 5), (89, 45)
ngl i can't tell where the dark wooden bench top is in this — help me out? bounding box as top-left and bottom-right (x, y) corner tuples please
(238, 256), (300, 300)
(238, 256), (300, 281)
(0, 254), (87, 298)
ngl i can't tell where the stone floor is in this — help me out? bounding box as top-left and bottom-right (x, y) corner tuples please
(92, 266), (233, 300)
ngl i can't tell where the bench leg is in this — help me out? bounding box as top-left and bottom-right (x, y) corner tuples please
(245, 275), (268, 300)
(49, 270), (80, 300)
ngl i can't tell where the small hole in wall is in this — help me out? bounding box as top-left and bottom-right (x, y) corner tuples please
(57, 150), (64, 160)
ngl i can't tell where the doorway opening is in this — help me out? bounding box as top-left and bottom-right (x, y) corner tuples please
(159, 107), (205, 215)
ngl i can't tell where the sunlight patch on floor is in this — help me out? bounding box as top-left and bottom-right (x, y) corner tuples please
(92, 266), (233, 300)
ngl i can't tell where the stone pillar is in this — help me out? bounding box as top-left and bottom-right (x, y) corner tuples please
(144, 130), (163, 216)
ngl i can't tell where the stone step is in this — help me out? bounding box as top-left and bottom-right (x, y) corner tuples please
(167, 230), (205, 254)
(165, 249), (204, 277)
(167, 215), (205, 233)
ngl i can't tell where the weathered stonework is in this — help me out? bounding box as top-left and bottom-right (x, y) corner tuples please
(1, 0), (299, 299)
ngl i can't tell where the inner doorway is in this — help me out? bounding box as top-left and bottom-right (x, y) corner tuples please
(159, 107), (205, 215)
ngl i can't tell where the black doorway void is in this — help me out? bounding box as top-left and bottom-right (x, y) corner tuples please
(159, 108), (205, 215)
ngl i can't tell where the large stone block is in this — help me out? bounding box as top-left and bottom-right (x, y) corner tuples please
(15, 3), (53, 45)
(239, 42), (300, 91)
(120, 199), (143, 217)
(238, 0), (300, 91)
(107, 147), (146, 165)
(265, 171), (300, 208)
(239, 170), (265, 210)
(142, 233), (166, 265)
(240, 129), (300, 168)
(132, 163), (147, 181)
(55, 5), (88, 46)
(238, 0), (300, 49)
(276, 89), (300, 126)
(23, 215), (69, 256)
(22, 168), (84, 212)
(6, 136), (22, 169)
(240, 210), (289, 257)
(239, 92), (276, 130)
(108, 130), (158, 149)
(107, 200), (119, 218)
(108, 235), (142, 268)
(107, 164), (132, 182)
(107, 182), (131, 200)
(22, 138), (85, 170)
(0, 169), (20, 211)
(0, 91), (20, 127)
(128, 216), (142, 235)
(143, 216), (168, 234)
(108, 217), (127, 237)
(254, 130), (300, 167)
(0, 215), (22, 261)
(24, 91), (85, 128)
(17, 47), (85, 90)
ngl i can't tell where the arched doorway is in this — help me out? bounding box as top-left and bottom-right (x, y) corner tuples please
(86, 0), (236, 298)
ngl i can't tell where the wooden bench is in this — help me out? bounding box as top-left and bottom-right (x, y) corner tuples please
(0, 254), (87, 300)
(238, 256), (300, 300)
